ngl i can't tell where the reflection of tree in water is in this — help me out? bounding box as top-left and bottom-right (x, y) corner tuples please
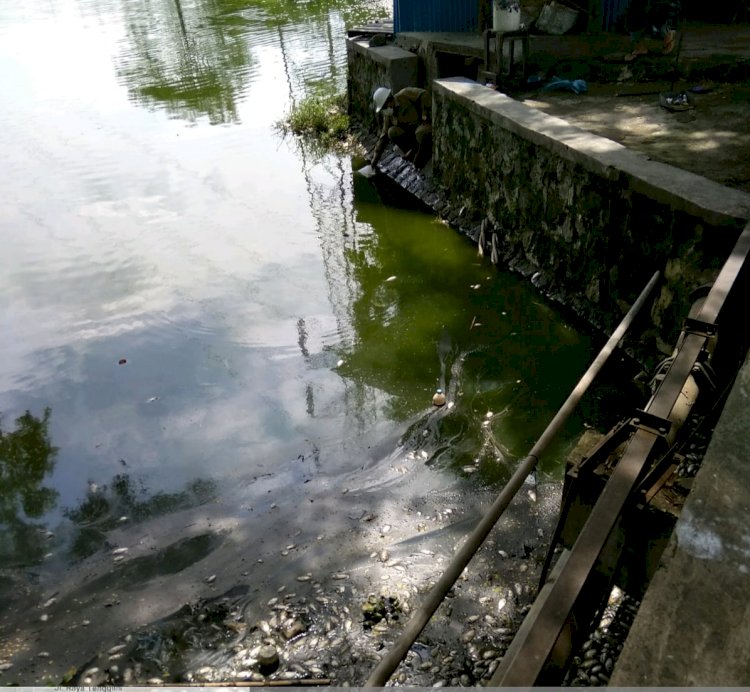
(252, 0), (387, 29)
(115, 0), (387, 125)
(0, 408), (59, 567)
(116, 0), (255, 124)
(65, 474), (217, 561)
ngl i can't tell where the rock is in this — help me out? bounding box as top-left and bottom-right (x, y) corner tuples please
(258, 645), (279, 673)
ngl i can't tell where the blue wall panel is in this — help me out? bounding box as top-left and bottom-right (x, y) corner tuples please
(601, 0), (630, 31)
(394, 0), (478, 33)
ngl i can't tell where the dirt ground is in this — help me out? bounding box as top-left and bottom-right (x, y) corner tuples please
(519, 81), (750, 193)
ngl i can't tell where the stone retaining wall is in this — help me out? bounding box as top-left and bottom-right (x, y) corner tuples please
(430, 77), (750, 348)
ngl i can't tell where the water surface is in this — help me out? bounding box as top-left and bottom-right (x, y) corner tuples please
(0, 0), (625, 680)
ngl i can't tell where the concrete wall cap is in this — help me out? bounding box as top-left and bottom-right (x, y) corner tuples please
(433, 78), (750, 226)
(347, 38), (418, 66)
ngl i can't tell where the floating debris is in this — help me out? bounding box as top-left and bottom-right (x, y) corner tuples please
(362, 594), (401, 629)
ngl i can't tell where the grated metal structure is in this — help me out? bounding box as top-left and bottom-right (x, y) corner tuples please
(490, 225), (750, 686)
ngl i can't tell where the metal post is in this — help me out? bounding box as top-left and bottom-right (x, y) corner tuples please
(364, 270), (661, 687)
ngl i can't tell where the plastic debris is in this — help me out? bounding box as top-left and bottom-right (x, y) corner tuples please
(432, 388), (446, 407)
(542, 77), (588, 94)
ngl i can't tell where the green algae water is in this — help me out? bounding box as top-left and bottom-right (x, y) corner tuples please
(0, 0), (633, 681)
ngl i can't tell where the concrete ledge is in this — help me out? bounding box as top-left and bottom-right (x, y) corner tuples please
(434, 77), (750, 227)
(611, 334), (750, 685)
(346, 39), (418, 94)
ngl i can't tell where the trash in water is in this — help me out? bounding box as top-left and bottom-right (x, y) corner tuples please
(542, 77), (587, 94)
(432, 388), (446, 407)
(357, 164), (376, 178)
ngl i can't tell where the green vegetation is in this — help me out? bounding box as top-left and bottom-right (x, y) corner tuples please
(279, 91), (351, 153)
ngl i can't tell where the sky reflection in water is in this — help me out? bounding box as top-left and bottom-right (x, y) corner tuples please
(0, 0), (613, 578)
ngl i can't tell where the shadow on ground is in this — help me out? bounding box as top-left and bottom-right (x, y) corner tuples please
(521, 82), (750, 193)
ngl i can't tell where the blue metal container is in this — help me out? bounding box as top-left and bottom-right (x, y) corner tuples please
(394, 0), (479, 33)
(601, 0), (630, 31)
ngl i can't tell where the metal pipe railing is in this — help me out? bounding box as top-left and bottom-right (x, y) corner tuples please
(364, 270), (661, 687)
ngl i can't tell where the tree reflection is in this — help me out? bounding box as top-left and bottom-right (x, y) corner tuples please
(65, 473), (217, 561)
(115, 0), (388, 124)
(116, 0), (256, 124)
(0, 408), (59, 567)
(251, 0), (388, 28)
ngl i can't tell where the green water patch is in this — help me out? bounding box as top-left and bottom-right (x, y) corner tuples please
(338, 173), (641, 484)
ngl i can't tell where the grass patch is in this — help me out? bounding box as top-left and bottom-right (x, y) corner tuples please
(278, 91), (351, 153)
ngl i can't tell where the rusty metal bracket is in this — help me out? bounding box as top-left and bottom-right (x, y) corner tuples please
(682, 316), (718, 338)
(629, 409), (673, 439)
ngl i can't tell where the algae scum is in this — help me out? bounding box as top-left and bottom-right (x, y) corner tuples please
(0, 0), (635, 683)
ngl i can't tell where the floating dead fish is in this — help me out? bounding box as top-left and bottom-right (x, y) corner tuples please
(385, 275), (397, 282)
(111, 547), (129, 555)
